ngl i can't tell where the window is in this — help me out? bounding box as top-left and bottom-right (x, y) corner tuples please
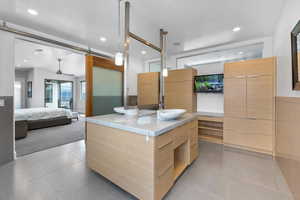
(60, 82), (73, 108)
(80, 81), (86, 100)
(149, 61), (161, 72)
(45, 83), (53, 103)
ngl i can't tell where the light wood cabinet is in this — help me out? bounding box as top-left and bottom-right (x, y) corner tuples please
(87, 119), (198, 200)
(198, 115), (224, 144)
(247, 75), (273, 120)
(224, 130), (273, 153)
(224, 57), (276, 155)
(138, 72), (160, 106)
(188, 120), (199, 164)
(224, 61), (246, 78)
(224, 77), (247, 118)
(164, 68), (197, 112)
(245, 57), (275, 76)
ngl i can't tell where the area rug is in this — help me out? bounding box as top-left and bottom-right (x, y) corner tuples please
(16, 118), (85, 157)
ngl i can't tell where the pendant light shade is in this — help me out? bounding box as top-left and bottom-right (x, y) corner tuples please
(115, 0), (124, 66)
(163, 68), (168, 77)
(115, 52), (123, 66)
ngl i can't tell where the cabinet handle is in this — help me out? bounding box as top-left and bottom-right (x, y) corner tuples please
(234, 75), (246, 78)
(247, 74), (264, 78)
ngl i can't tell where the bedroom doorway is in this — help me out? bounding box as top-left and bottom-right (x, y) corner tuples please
(45, 79), (74, 110)
(14, 39), (86, 157)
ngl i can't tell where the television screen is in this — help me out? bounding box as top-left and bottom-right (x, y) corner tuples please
(194, 74), (224, 93)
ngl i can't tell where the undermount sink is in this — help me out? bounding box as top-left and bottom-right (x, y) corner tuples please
(157, 109), (186, 121)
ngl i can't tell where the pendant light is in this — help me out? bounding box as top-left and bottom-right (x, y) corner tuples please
(163, 68), (168, 77)
(115, 52), (123, 66)
(115, 0), (124, 66)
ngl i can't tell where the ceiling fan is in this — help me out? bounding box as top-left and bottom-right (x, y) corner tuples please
(56, 58), (75, 76)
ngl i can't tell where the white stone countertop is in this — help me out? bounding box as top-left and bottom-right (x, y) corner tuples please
(86, 112), (198, 137)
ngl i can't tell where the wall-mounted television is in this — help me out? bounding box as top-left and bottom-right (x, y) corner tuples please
(194, 74), (224, 93)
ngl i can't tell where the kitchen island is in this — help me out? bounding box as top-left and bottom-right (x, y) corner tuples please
(86, 113), (198, 200)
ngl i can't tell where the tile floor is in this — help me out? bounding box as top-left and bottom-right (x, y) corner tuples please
(0, 141), (294, 200)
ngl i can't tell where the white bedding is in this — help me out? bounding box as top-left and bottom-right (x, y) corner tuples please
(15, 108), (73, 121)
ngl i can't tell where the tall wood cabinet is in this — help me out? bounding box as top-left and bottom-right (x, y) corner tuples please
(164, 68), (197, 113)
(137, 72), (160, 106)
(224, 57), (276, 155)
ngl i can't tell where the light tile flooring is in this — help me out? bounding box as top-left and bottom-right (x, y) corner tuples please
(0, 141), (294, 200)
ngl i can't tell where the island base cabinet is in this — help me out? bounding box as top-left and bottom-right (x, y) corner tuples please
(154, 131), (174, 200)
(87, 119), (198, 200)
(86, 123), (155, 200)
(188, 120), (199, 164)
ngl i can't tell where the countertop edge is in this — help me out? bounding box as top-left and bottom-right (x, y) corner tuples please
(86, 114), (198, 137)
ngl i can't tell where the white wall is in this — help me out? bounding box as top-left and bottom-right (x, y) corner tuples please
(0, 33), (14, 97)
(75, 76), (85, 113)
(273, 0), (300, 97)
(128, 56), (144, 95)
(28, 68), (76, 108)
(15, 70), (29, 108)
(0, 31), (15, 164)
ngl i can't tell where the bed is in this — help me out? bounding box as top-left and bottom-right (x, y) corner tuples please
(15, 108), (73, 139)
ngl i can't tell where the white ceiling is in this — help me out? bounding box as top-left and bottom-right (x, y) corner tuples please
(179, 43), (264, 67)
(0, 0), (285, 60)
(131, 0), (285, 53)
(15, 39), (85, 77)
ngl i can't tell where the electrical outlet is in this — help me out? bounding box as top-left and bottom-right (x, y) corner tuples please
(0, 99), (5, 107)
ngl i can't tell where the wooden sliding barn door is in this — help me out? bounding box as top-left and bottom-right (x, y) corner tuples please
(85, 55), (124, 117)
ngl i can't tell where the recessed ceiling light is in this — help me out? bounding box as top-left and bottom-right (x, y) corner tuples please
(232, 27), (241, 32)
(239, 51), (244, 55)
(27, 9), (38, 16)
(141, 50), (147, 55)
(100, 37), (107, 42)
(24, 59), (28, 63)
(16, 64), (21, 67)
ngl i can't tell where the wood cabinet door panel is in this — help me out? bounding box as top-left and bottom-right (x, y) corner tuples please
(165, 81), (194, 112)
(224, 78), (247, 118)
(224, 117), (273, 136)
(155, 166), (173, 200)
(224, 62), (247, 78)
(224, 130), (273, 153)
(173, 125), (189, 148)
(138, 84), (159, 105)
(165, 81), (193, 94)
(164, 68), (196, 82)
(189, 144), (199, 164)
(189, 127), (198, 146)
(138, 72), (159, 106)
(155, 142), (173, 177)
(245, 57), (275, 76)
(247, 76), (273, 120)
